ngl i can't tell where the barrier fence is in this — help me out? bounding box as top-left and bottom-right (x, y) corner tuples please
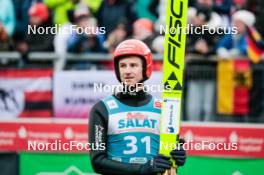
(1, 52), (264, 123)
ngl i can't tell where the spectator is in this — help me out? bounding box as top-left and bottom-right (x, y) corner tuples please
(214, 0), (232, 15)
(132, 18), (163, 71)
(152, 35), (165, 54)
(232, 0), (248, 11)
(67, 15), (104, 53)
(12, 0), (42, 42)
(194, 0), (224, 29)
(44, 0), (79, 25)
(84, 0), (102, 15)
(54, 3), (92, 56)
(135, 0), (159, 22)
(214, 0), (232, 28)
(151, 35), (164, 71)
(187, 6), (221, 55)
(0, 0), (15, 50)
(44, 0), (102, 25)
(103, 19), (129, 53)
(16, 3), (54, 58)
(154, 0), (166, 32)
(216, 10), (255, 58)
(195, 0), (214, 8)
(185, 5), (222, 121)
(132, 18), (156, 51)
(96, 0), (137, 38)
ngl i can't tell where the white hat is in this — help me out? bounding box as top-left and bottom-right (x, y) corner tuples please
(232, 10), (256, 27)
(152, 36), (165, 53)
(74, 3), (90, 18)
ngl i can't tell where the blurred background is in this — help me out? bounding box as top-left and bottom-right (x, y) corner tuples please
(0, 0), (264, 175)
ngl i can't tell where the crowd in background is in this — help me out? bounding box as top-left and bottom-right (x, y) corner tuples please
(0, 0), (262, 57)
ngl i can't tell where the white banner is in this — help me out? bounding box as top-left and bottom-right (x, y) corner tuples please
(54, 71), (162, 118)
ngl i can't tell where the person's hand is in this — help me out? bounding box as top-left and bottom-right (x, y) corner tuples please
(140, 154), (172, 175)
(170, 138), (186, 166)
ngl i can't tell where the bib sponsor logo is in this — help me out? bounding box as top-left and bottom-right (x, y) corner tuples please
(118, 112), (157, 129)
(154, 100), (162, 109)
(106, 100), (118, 109)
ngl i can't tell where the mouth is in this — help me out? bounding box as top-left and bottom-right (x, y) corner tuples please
(124, 77), (134, 80)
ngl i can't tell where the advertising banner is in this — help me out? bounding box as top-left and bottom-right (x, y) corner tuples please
(181, 123), (264, 158)
(54, 71), (118, 118)
(0, 120), (263, 158)
(54, 71), (162, 118)
(0, 120), (88, 152)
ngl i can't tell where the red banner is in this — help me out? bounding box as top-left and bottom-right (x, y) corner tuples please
(0, 119), (88, 152)
(0, 69), (53, 118)
(181, 123), (264, 158)
(0, 120), (263, 158)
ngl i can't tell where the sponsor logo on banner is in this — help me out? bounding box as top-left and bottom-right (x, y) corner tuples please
(181, 125), (264, 157)
(0, 121), (88, 152)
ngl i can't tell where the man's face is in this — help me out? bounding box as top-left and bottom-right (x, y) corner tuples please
(119, 56), (143, 86)
(233, 19), (246, 34)
(29, 16), (43, 26)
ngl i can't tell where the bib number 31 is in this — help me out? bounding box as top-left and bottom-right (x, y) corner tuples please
(123, 136), (150, 154)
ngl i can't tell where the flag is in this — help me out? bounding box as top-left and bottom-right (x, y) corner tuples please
(247, 27), (264, 63)
(217, 60), (234, 115)
(0, 69), (52, 118)
(217, 59), (252, 115)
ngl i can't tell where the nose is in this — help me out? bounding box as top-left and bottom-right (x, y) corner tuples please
(123, 65), (132, 74)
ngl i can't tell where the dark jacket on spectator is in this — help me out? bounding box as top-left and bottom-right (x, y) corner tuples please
(26, 20), (54, 52)
(96, 0), (137, 37)
(12, 0), (42, 41)
(67, 32), (105, 53)
(186, 27), (218, 56)
(214, 0), (232, 15)
(216, 33), (247, 56)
